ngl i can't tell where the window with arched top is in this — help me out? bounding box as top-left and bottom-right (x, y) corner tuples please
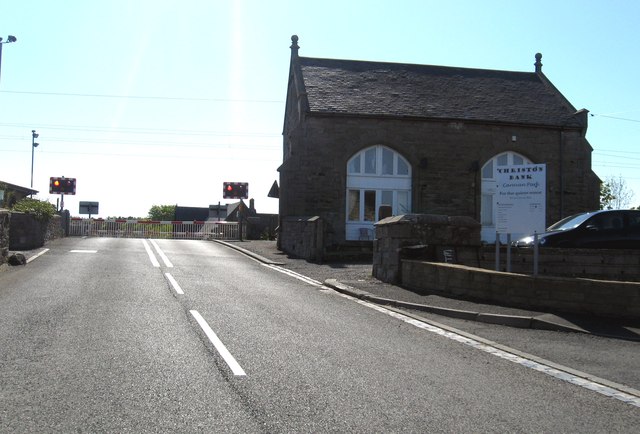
(345, 145), (412, 240)
(480, 151), (533, 242)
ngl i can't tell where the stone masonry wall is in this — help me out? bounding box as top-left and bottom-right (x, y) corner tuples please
(373, 214), (481, 283)
(0, 209), (9, 264)
(402, 260), (640, 321)
(278, 216), (324, 262)
(479, 246), (640, 282)
(279, 115), (599, 247)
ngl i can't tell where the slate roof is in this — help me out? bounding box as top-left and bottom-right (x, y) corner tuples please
(297, 56), (583, 128)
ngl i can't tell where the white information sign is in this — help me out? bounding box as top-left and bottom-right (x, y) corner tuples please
(495, 164), (546, 236)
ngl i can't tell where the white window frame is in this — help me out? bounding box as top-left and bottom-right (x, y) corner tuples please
(480, 151), (533, 242)
(346, 146), (412, 240)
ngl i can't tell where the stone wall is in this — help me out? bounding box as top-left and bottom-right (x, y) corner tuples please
(0, 209), (9, 264)
(7, 212), (65, 251)
(278, 216), (325, 261)
(402, 260), (640, 321)
(373, 214), (481, 283)
(9, 212), (45, 250)
(279, 115), (600, 247)
(373, 212), (640, 320)
(47, 214), (65, 242)
(480, 247), (640, 282)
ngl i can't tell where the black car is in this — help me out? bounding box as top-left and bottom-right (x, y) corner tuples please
(513, 209), (640, 249)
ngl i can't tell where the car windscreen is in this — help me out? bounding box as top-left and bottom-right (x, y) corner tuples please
(547, 212), (593, 231)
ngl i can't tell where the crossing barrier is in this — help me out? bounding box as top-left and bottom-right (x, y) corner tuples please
(69, 218), (243, 240)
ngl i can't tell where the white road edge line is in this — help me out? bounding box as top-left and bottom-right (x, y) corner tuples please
(150, 239), (173, 268)
(342, 293), (640, 408)
(141, 239), (160, 267)
(26, 248), (49, 263)
(164, 272), (184, 295)
(190, 310), (246, 377)
(262, 263), (325, 287)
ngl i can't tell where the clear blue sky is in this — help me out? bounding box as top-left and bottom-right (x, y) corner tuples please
(1, 0), (639, 218)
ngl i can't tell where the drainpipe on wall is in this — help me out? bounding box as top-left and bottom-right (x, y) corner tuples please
(559, 128), (564, 219)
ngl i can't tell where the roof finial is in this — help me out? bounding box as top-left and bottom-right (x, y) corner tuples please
(534, 53), (543, 73)
(290, 35), (299, 56)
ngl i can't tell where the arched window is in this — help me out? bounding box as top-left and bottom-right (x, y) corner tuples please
(346, 145), (412, 240)
(480, 151), (533, 242)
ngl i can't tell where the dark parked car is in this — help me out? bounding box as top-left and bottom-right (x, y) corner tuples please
(513, 210), (640, 248)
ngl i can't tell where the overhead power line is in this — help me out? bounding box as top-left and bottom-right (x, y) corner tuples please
(0, 89), (283, 104)
(590, 113), (640, 123)
(0, 122), (280, 138)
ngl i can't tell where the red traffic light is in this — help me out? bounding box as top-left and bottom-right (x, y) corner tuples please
(223, 182), (248, 199)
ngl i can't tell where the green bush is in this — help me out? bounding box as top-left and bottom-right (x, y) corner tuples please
(11, 198), (56, 222)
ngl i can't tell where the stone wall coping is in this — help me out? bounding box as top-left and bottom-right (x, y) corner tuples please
(282, 215), (321, 222)
(376, 214), (480, 227)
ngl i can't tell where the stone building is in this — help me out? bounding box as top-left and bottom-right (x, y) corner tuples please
(279, 35), (600, 258)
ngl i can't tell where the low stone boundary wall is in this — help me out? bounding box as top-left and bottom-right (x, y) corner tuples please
(278, 216), (324, 261)
(401, 260), (640, 321)
(373, 214), (481, 283)
(479, 247), (640, 282)
(1, 211), (65, 257)
(0, 210), (9, 264)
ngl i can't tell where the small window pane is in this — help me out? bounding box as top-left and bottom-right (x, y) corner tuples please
(348, 190), (360, 221)
(381, 191), (393, 207)
(397, 157), (409, 175)
(382, 148), (394, 175)
(513, 155), (524, 165)
(397, 191), (410, 214)
(482, 161), (493, 179)
(364, 190), (376, 221)
(348, 155), (361, 174)
(481, 194), (493, 225)
(497, 153), (508, 166)
(364, 148), (377, 174)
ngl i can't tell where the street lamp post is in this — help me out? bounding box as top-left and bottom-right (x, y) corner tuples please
(31, 130), (39, 190)
(0, 35), (17, 84)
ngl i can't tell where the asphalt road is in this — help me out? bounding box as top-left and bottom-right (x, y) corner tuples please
(1, 238), (639, 432)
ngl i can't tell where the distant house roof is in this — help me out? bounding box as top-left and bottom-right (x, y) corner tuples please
(0, 180), (38, 196)
(291, 37), (585, 128)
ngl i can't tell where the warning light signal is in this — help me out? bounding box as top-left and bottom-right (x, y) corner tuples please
(223, 182), (248, 199)
(49, 177), (76, 195)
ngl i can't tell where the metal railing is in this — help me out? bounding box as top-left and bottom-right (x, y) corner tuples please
(69, 218), (243, 240)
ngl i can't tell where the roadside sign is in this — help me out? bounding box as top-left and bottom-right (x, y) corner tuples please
(495, 164), (546, 237)
(79, 201), (99, 215)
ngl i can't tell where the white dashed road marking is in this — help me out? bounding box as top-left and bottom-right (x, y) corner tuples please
(165, 272), (184, 295)
(190, 310), (246, 377)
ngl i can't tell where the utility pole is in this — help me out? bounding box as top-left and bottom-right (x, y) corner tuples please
(0, 35), (17, 84)
(31, 130), (39, 190)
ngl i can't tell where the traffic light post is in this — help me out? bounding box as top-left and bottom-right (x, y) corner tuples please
(50, 176), (76, 211)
